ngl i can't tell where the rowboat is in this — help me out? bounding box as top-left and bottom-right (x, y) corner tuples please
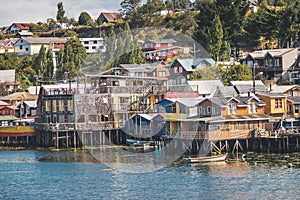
(126, 139), (155, 148)
(183, 153), (228, 163)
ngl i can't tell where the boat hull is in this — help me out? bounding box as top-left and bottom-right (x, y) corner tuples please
(184, 154), (227, 163)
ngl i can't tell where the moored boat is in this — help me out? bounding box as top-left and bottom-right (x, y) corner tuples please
(126, 139), (155, 148)
(184, 153), (228, 163)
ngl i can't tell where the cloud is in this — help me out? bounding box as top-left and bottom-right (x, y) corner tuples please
(0, 0), (122, 26)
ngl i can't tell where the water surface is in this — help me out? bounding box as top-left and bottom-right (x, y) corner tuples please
(0, 150), (299, 200)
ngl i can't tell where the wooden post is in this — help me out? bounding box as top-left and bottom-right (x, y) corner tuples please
(287, 136), (289, 152)
(66, 131), (69, 148)
(56, 131), (59, 149)
(296, 137), (299, 151)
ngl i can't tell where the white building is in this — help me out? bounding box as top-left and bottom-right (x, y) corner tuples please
(79, 38), (106, 54)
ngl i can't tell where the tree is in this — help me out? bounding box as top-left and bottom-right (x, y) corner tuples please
(220, 64), (252, 86)
(56, 38), (87, 79)
(190, 65), (222, 80)
(32, 45), (54, 81)
(120, 0), (141, 19)
(278, 1), (300, 48)
(56, 2), (65, 22)
(78, 11), (94, 26)
(208, 15), (223, 61)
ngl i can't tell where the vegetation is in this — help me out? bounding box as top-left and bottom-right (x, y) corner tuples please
(1, 0), (300, 88)
(191, 64), (253, 86)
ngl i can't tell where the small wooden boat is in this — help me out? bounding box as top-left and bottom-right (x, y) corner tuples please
(126, 139), (155, 148)
(184, 153), (228, 163)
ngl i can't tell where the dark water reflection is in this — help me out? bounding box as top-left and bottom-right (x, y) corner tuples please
(0, 149), (299, 199)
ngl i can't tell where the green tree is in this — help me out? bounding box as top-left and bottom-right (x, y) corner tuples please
(278, 1), (300, 47)
(220, 64), (252, 86)
(190, 65), (222, 80)
(78, 12), (94, 26)
(56, 38), (87, 79)
(32, 45), (54, 81)
(56, 2), (65, 22)
(208, 15), (223, 61)
(120, 0), (141, 19)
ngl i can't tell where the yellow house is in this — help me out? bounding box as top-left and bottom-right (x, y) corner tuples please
(258, 93), (287, 117)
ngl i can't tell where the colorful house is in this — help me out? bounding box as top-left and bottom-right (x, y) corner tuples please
(179, 96), (269, 140)
(142, 39), (178, 62)
(257, 92), (287, 118)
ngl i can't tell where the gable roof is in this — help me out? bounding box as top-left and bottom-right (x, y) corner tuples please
(100, 12), (121, 22)
(0, 38), (18, 48)
(9, 23), (37, 31)
(169, 58), (215, 72)
(269, 84), (300, 94)
(18, 37), (66, 45)
(0, 70), (15, 82)
(120, 62), (161, 73)
(243, 48), (297, 60)
(230, 80), (267, 94)
(165, 98), (200, 107)
(287, 97), (300, 104)
(0, 92), (38, 101)
(188, 80), (224, 97)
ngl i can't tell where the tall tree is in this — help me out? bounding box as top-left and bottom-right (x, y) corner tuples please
(32, 45), (54, 81)
(120, 0), (141, 19)
(78, 12), (94, 26)
(278, 1), (300, 48)
(56, 2), (65, 22)
(208, 15), (223, 61)
(56, 38), (87, 79)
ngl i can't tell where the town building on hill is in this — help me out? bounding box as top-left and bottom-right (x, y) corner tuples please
(14, 37), (66, 56)
(5, 23), (37, 34)
(240, 48), (299, 83)
(0, 38), (18, 54)
(98, 12), (121, 24)
(79, 37), (106, 53)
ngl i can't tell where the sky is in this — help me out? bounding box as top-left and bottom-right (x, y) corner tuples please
(0, 0), (123, 27)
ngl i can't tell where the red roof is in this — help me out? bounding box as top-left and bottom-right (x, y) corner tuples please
(163, 92), (199, 99)
(11, 23), (37, 30)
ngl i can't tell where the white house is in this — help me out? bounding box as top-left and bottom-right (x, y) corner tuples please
(14, 37), (66, 56)
(79, 38), (106, 54)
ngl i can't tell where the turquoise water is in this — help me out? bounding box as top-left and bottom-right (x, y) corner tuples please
(0, 150), (299, 200)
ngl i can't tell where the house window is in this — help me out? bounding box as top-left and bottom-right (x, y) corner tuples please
(171, 104), (176, 113)
(295, 105), (299, 113)
(158, 71), (166, 77)
(25, 48), (28, 51)
(67, 100), (73, 112)
(253, 103), (258, 113)
(168, 42), (173, 47)
(207, 106), (211, 115)
(152, 71), (156, 76)
(174, 67), (178, 73)
(228, 103), (237, 114)
(248, 103), (253, 113)
(45, 100), (51, 112)
(59, 100), (64, 112)
(52, 100), (57, 112)
(179, 67), (183, 73)
(84, 41), (89, 44)
(275, 98), (282, 109)
(93, 40), (97, 44)
(274, 58), (280, 67)
(156, 43), (161, 47)
(92, 46), (96, 49)
(199, 106), (206, 116)
(265, 59), (272, 67)
(20, 45), (23, 50)
(58, 115), (65, 123)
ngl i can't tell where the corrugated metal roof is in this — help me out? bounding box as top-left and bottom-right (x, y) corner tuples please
(0, 70), (15, 82)
(188, 80), (224, 96)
